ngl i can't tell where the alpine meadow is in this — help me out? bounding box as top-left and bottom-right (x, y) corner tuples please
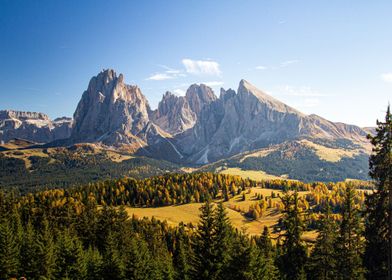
(0, 1), (391, 280)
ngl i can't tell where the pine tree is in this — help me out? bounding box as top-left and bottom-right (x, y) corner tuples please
(364, 105), (392, 279)
(101, 230), (124, 280)
(19, 221), (39, 279)
(0, 219), (19, 280)
(123, 236), (152, 280)
(277, 190), (308, 280)
(54, 230), (87, 279)
(173, 226), (190, 280)
(257, 226), (273, 259)
(35, 218), (56, 279)
(227, 233), (253, 280)
(213, 202), (232, 280)
(308, 201), (338, 280)
(336, 185), (365, 280)
(192, 199), (217, 279)
(85, 246), (104, 280)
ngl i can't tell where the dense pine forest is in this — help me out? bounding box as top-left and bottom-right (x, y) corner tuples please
(0, 107), (390, 279)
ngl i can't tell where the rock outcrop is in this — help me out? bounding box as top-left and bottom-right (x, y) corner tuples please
(71, 69), (151, 147)
(1, 70), (371, 168)
(151, 84), (217, 135)
(175, 79), (370, 164)
(69, 69), (180, 158)
(0, 110), (72, 143)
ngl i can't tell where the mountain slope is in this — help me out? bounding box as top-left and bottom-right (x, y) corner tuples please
(175, 79), (370, 164)
(0, 69), (373, 183)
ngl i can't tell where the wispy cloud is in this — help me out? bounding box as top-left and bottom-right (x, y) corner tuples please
(146, 65), (185, 81)
(255, 65), (267, 70)
(182, 59), (221, 76)
(202, 81), (224, 87)
(280, 59), (300, 68)
(173, 89), (186, 96)
(277, 85), (327, 97)
(381, 72), (392, 83)
(146, 73), (175, 81)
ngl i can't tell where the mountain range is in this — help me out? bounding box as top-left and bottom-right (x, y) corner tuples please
(0, 69), (372, 183)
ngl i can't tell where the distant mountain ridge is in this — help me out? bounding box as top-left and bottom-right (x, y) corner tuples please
(0, 109), (72, 143)
(0, 69), (373, 181)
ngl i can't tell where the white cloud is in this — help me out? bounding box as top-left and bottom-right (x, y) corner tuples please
(182, 59), (221, 76)
(381, 73), (392, 83)
(146, 73), (175, 81)
(146, 66), (186, 81)
(280, 59), (300, 68)
(255, 65), (267, 70)
(173, 89), (186, 96)
(203, 81), (224, 87)
(277, 85), (327, 97)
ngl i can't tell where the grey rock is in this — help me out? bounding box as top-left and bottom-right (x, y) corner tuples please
(175, 79), (370, 164)
(0, 110), (72, 143)
(151, 84), (217, 135)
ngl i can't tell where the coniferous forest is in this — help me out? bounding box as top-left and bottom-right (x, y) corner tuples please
(0, 109), (390, 280)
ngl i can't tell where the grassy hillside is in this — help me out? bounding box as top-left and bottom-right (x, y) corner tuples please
(0, 144), (179, 192)
(201, 139), (370, 182)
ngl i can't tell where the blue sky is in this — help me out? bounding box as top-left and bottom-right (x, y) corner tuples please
(0, 0), (391, 126)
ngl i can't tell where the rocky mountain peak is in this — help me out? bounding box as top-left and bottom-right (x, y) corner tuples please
(185, 84), (217, 116)
(71, 69), (151, 145)
(151, 84), (217, 135)
(237, 79), (302, 115)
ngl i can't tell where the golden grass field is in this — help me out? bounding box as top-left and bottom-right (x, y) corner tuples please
(125, 187), (317, 240)
(220, 167), (288, 181)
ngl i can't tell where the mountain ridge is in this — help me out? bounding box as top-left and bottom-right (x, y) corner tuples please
(1, 69), (372, 173)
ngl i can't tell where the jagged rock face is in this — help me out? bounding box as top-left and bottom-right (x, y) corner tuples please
(151, 84), (217, 135)
(151, 92), (196, 135)
(0, 110), (72, 143)
(176, 80), (369, 164)
(1, 70), (371, 168)
(185, 84), (217, 116)
(71, 69), (152, 147)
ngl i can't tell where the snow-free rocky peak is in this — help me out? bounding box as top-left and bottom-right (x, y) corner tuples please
(0, 110), (72, 143)
(151, 84), (217, 135)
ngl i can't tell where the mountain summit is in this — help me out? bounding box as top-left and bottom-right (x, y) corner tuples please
(151, 84), (217, 135)
(0, 69), (371, 170)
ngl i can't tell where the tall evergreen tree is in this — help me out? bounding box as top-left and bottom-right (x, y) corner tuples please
(277, 190), (308, 280)
(54, 230), (87, 280)
(85, 246), (104, 280)
(336, 185), (365, 280)
(192, 199), (217, 279)
(308, 201), (338, 280)
(35, 218), (56, 279)
(101, 230), (124, 280)
(19, 221), (39, 279)
(173, 226), (191, 280)
(123, 237), (152, 280)
(213, 202), (233, 280)
(0, 219), (19, 279)
(364, 105), (392, 279)
(257, 226), (274, 259)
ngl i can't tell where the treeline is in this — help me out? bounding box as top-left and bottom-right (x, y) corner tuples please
(0, 186), (278, 280)
(0, 149), (179, 192)
(13, 173), (256, 213)
(0, 107), (389, 280)
(0, 183), (377, 280)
